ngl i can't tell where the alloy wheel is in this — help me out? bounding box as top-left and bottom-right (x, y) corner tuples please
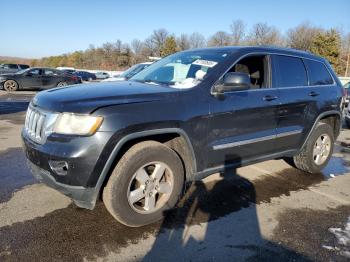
(127, 161), (174, 214)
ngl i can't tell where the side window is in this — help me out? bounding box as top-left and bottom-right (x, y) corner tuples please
(44, 69), (58, 76)
(8, 64), (18, 69)
(2, 64), (10, 69)
(227, 55), (268, 89)
(19, 65), (29, 69)
(304, 59), (333, 86)
(273, 55), (307, 87)
(28, 69), (41, 75)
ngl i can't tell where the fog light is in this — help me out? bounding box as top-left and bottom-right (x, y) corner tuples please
(49, 160), (69, 176)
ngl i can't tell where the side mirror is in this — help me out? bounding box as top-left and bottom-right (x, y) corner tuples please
(214, 72), (251, 93)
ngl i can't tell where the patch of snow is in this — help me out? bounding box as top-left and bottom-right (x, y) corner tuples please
(323, 216), (350, 257)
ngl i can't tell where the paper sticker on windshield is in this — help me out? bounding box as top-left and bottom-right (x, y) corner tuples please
(192, 59), (218, 68)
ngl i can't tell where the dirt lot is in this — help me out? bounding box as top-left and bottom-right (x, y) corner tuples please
(0, 90), (350, 261)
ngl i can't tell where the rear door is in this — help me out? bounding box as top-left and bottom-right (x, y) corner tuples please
(42, 69), (61, 88)
(271, 54), (312, 152)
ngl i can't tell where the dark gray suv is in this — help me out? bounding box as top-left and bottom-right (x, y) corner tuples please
(22, 46), (344, 227)
(0, 63), (29, 74)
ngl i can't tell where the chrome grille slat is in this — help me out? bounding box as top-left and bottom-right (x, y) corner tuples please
(28, 110), (35, 133)
(32, 112), (39, 136)
(24, 106), (47, 144)
(35, 114), (45, 138)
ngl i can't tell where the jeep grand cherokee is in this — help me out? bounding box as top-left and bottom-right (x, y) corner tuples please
(22, 46), (344, 227)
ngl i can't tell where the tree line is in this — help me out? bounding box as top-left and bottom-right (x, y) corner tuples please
(14, 21), (350, 76)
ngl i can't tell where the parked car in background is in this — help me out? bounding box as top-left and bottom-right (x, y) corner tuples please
(0, 67), (80, 91)
(343, 82), (350, 106)
(95, 71), (109, 79)
(0, 63), (30, 74)
(61, 69), (76, 75)
(74, 71), (97, 81)
(102, 62), (152, 82)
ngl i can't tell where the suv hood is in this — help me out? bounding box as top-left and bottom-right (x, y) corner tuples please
(32, 81), (179, 114)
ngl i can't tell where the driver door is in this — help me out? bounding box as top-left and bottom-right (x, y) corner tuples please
(207, 54), (280, 169)
(21, 68), (42, 88)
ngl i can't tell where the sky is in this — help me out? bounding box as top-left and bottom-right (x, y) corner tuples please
(1, 0), (350, 58)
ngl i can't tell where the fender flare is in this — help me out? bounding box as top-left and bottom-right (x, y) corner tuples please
(299, 110), (341, 152)
(91, 128), (197, 205)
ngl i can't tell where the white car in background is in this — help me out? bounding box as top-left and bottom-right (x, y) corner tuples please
(102, 62), (152, 82)
(95, 71), (110, 79)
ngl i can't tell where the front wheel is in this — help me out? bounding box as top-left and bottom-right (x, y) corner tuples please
(286, 122), (334, 174)
(103, 141), (184, 227)
(3, 80), (18, 91)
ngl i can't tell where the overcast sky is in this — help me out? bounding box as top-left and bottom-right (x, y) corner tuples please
(1, 0), (350, 58)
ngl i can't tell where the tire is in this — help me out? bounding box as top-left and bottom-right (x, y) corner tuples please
(282, 157), (297, 168)
(57, 81), (67, 87)
(290, 122), (334, 174)
(103, 141), (184, 227)
(3, 80), (19, 91)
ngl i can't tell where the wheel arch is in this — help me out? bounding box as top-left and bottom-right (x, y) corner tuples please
(3, 79), (21, 90)
(93, 128), (197, 201)
(299, 110), (341, 152)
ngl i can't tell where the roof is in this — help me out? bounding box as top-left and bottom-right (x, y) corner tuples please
(186, 45), (323, 61)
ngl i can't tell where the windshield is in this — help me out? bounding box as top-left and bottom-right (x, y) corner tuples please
(120, 64), (149, 79)
(130, 50), (229, 88)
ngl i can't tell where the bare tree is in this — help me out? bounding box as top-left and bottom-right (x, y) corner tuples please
(189, 32), (206, 49)
(208, 31), (231, 46)
(177, 34), (191, 51)
(287, 22), (321, 51)
(230, 19), (245, 45)
(150, 28), (169, 56)
(131, 39), (143, 55)
(247, 23), (282, 46)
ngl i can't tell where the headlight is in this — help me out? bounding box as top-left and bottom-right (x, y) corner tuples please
(53, 113), (103, 135)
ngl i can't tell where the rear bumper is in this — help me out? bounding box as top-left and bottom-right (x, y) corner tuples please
(27, 160), (97, 209)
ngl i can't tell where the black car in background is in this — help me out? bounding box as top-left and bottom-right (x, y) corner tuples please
(0, 63), (30, 74)
(74, 71), (97, 81)
(0, 67), (81, 91)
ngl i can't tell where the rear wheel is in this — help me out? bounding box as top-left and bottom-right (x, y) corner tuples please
(103, 141), (184, 227)
(57, 81), (67, 87)
(3, 80), (18, 91)
(286, 122), (334, 174)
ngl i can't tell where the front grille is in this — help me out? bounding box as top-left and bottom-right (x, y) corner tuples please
(25, 107), (46, 143)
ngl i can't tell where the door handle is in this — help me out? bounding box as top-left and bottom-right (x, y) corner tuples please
(309, 91), (320, 97)
(263, 95), (278, 101)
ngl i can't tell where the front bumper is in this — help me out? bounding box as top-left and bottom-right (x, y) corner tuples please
(22, 129), (114, 209)
(27, 160), (96, 209)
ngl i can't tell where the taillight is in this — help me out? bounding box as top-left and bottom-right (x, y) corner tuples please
(71, 76), (78, 81)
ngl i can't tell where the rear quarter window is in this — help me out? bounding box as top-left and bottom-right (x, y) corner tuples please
(273, 55), (307, 88)
(304, 59), (334, 86)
